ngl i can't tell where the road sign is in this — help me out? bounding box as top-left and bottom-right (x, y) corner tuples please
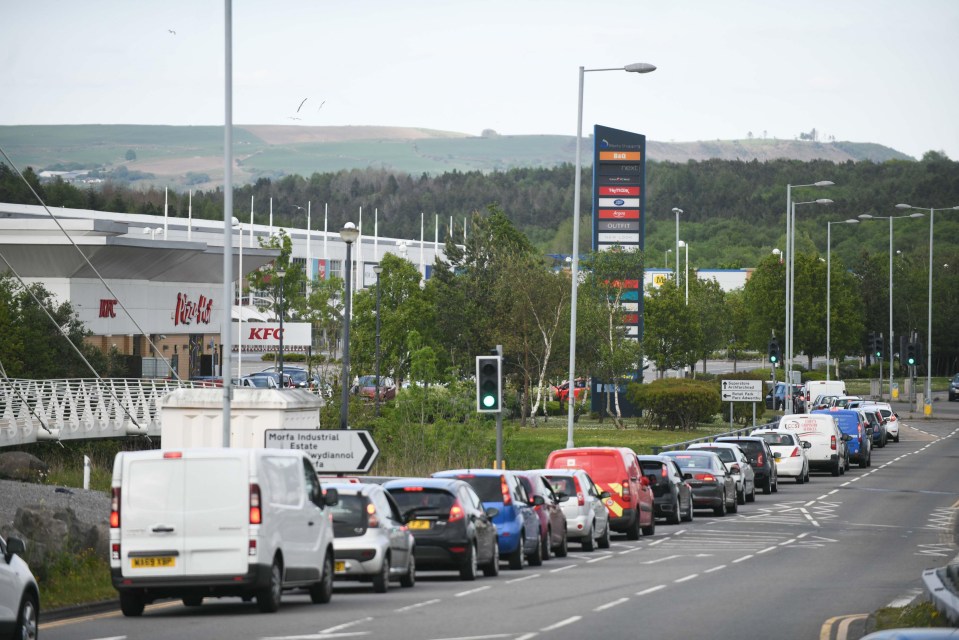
(721, 379), (763, 402)
(264, 429), (379, 473)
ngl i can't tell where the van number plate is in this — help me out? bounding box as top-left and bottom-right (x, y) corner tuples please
(131, 557), (175, 568)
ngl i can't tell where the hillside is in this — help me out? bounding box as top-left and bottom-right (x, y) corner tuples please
(0, 124), (913, 190)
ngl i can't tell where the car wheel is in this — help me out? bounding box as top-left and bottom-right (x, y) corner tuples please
(681, 496), (694, 522)
(762, 477), (772, 495)
(555, 528), (569, 558)
(400, 552), (416, 587)
(642, 511), (656, 536)
(626, 513), (641, 541)
(16, 592), (39, 639)
(508, 538), (526, 571)
(771, 475), (778, 493)
(667, 497), (682, 525)
(541, 528), (551, 562)
(372, 554), (390, 593)
(713, 497), (727, 517)
(120, 591), (145, 617)
(460, 543), (479, 580)
(597, 521), (611, 549)
(859, 452), (868, 468)
(528, 531), (543, 567)
(257, 557), (283, 613)
(582, 521), (596, 551)
(746, 484), (756, 503)
(728, 490), (738, 514)
(310, 554), (334, 604)
(183, 596), (203, 607)
(796, 472), (804, 484)
(736, 485), (746, 505)
(844, 455), (851, 472)
(482, 539), (500, 577)
(832, 458), (841, 476)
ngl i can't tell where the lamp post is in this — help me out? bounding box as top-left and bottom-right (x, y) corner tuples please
(826, 218), (859, 381)
(566, 61), (656, 448)
(858, 211), (925, 400)
(276, 267), (286, 383)
(372, 263), (383, 417)
(784, 195), (833, 413)
(894, 203), (959, 410)
(665, 248), (672, 270)
(677, 240), (689, 304)
(293, 204), (313, 295)
(339, 222), (360, 430)
(672, 207), (683, 278)
(232, 217), (244, 380)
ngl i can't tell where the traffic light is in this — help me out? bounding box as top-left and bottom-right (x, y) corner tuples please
(476, 355), (502, 413)
(905, 342), (919, 367)
(767, 338), (780, 365)
(867, 332), (876, 357)
(873, 333), (883, 359)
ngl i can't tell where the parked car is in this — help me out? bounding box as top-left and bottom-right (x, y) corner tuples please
(110, 448), (339, 615)
(514, 471), (569, 560)
(950, 374), (959, 402)
(0, 534), (39, 640)
(352, 375), (397, 401)
(777, 413), (849, 476)
(766, 382), (805, 411)
(686, 442), (756, 504)
(809, 394), (839, 411)
(829, 395), (863, 409)
(714, 436), (779, 494)
(861, 402), (900, 442)
(553, 378), (588, 404)
(431, 469), (542, 569)
(245, 371), (294, 388)
(859, 407), (888, 448)
(325, 482), (416, 592)
(528, 468), (610, 551)
(545, 446), (656, 539)
(259, 365), (317, 389)
(751, 428), (811, 484)
(661, 450), (738, 516)
(636, 454), (694, 524)
(384, 477), (499, 580)
(813, 409), (872, 468)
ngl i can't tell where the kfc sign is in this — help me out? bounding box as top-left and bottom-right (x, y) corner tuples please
(174, 293), (214, 326)
(248, 327), (285, 340)
(236, 322), (311, 348)
(99, 299), (118, 318)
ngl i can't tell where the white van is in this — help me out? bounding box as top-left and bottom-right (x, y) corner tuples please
(110, 448), (338, 616)
(804, 380), (847, 409)
(776, 413), (849, 477)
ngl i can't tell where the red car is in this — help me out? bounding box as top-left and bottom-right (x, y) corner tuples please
(514, 471), (569, 560)
(352, 375), (397, 401)
(553, 378), (588, 403)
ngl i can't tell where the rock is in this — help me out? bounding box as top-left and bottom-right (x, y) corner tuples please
(0, 452), (49, 482)
(3, 506), (110, 567)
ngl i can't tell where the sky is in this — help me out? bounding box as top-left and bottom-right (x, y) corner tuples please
(2, 0), (958, 161)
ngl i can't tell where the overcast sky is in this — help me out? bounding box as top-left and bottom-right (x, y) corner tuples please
(2, 0), (957, 161)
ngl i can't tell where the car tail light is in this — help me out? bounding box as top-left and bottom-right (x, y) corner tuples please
(111, 542), (120, 561)
(790, 447), (801, 458)
(163, 451), (183, 459)
(110, 487), (120, 528)
(573, 476), (585, 506)
(621, 478), (631, 502)
(366, 501), (379, 528)
(402, 486), (424, 492)
(448, 499), (465, 523)
(756, 453), (764, 466)
(831, 435), (837, 450)
(250, 483), (262, 525)
(661, 466), (668, 478)
(500, 475), (512, 505)
(694, 474), (716, 482)
(249, 539), (257, 557)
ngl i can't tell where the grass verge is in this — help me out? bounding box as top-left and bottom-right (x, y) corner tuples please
(872, 601), (954, 630)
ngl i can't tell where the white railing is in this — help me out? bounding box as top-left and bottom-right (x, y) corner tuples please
(0, 378), (210, 447)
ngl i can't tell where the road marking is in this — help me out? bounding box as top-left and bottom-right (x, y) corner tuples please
(800, 507), (820, 527)
(514, 635), (538, 640)
(779, 539), (797, 546)
(819, 613), (867, 640)
(618, 547), (642, 555)
(828, 489), (839, 495)
(647, 538), (666, 546)
(733, 554), (753, 563)
(394, 598), (441, 612)
(321, 618), (374, 633)
(540, 616), (581, 632)
(805, 500), (817, 507)
(586, 554), (612, 564)
(704, 565), (726, 573)
(636, 585), (667, 596)
(455, 586), (491, 597)
(262, 632), (369, 639)
(505, 574), (541, 584)
(642, 554), (682, 565)
(594, 597), (630, 612)
(675, 573), (698, 583)
(550, 564), (576, 573)
(757, 546), (777, 555)
(887, 588), (922, 608)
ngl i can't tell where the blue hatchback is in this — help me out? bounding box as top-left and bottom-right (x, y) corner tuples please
(812, 409), (872, 468)
(432, 469), (542, 570)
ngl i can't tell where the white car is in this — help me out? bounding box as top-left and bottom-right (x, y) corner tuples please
(860, 402), (900, 442)
(528, 469), (610, 551)
(0, 534), (39, 640)
(686, 442), (756, 504)
(325, 482), (416, 592)
(751, 428), (810, 484)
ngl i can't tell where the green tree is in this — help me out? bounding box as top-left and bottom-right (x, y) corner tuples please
(724, 288), (751, 371)
(688, 275), (727, 376)
(642, 280), (700, 377)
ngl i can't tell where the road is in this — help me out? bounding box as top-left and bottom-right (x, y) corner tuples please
(41, 420), (958, 640)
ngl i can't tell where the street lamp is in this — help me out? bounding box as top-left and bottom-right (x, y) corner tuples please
(825, 218), (859, 381)
(276, 267), (286, 383)
(232, 217), (244, 380)
(293, 204), (313, 295)
(677, 240), (689, 305)
(566, 61), (656, 448)
(672, 207), (683, 278)
(372, 263), (383, 417)
(858, 211), (925, 400)
(895, 202), (959, 411)
(665, 248), (672, 270)
(339, 221), (360, 430)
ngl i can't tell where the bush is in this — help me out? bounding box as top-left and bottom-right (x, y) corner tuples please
(259, 352), (307, 363)
(626, 379), (721, 430)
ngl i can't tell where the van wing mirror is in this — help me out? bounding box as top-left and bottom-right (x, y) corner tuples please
(801, 440), (812, 449)
(323, 487), (339, 507)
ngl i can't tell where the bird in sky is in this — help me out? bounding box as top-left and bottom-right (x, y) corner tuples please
(296, 98), (308, 113)
(317, 100), (326, 112)
(168, 29), (176, 35)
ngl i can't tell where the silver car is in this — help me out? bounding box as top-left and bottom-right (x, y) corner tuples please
(686, 442), (756, 504)
(0, 534), (39, 640)
(326, 483), (416, 592)
(528, 469), (610, 551)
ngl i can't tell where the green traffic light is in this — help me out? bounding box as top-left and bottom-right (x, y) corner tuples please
(482, 395), (496, 408)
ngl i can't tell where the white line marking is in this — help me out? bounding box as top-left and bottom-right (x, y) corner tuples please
(828, 489), (839, 495)
(394, 598), (441, 612)
(704, 565), (726, 573)
(804, 500), (817, 507)
(642, 555), (682, 565)
(455, 586), (491, 597)
(636, 585), (667, 595)
(540, 617), (581, 632)
(586, 555), (611, 564)
(757, 546), (777, 555)
(515, 634), (538, 640)
(779, 539), (797, 546)
(647, 538), (666, 546)
(733, 554), (754, 563)
(618, 547), (642, 555)
(594, 597), (630, 612)
(321, 618), (374, 633)
(675, 573), (699, 583)
(797, 532), (810, 538)
(505, 573), (540, 584)
(550, 564), (576, 573)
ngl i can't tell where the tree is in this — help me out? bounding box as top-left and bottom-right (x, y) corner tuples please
(688, 275), (727, 375)
(642, 280), (700, 378)
(125, 149), (137, 161)
(724, 288), (750, 371)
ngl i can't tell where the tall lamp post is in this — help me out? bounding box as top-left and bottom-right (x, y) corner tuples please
(672, 207), (683, 278)
(677, 240), (689, 304)
(665, 248), (672, 270)
(276, 267), (286, 383)
(858, 211), (925, 400)
(339, 222), (360, 430)
(825, 218), (859, 381)
(784, 193), (833, 413)
(232, 217), (244, 380)
(566, 61), (656, 448)
(372, 263), (383, 417)
(293, 204), (313, 295)
(894, 203), (958, 411)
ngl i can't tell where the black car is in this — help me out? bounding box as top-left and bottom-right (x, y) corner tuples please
(259, 365), (316, 389)
(384, 478), (500, 581)
(636, 455), (694, 524)
(661, 451), (737, 517)
(714, 436), (779, 494)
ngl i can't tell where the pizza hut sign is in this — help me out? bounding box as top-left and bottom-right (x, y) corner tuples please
(174, 293), (214, 326)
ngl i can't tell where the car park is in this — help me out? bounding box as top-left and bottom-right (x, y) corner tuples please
(545, 446), (656, 539)
(514, 471), (569, 560)
(750, 428), (810, 484)
(714, 436), (779, 494)
(636, 455), (695, 524)
(777, 413), (849, 476)
(813, 409), (871, 468)
(528, 468), (611, 551)
(0, 534), (39, 640)
(431, 469), (542, 569)
(384, 477), (499, 580)
(661, 450), (737, 516)
(325, 482), (416, 592)
(686, 442), (756, 504)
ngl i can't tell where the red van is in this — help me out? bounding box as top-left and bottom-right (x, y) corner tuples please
(545, 447), (655, 539)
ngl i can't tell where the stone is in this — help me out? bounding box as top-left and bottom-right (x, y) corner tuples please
(0, 452), (49, 482)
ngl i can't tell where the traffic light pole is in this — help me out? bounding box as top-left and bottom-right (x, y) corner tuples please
(495, 345), (503, 470)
